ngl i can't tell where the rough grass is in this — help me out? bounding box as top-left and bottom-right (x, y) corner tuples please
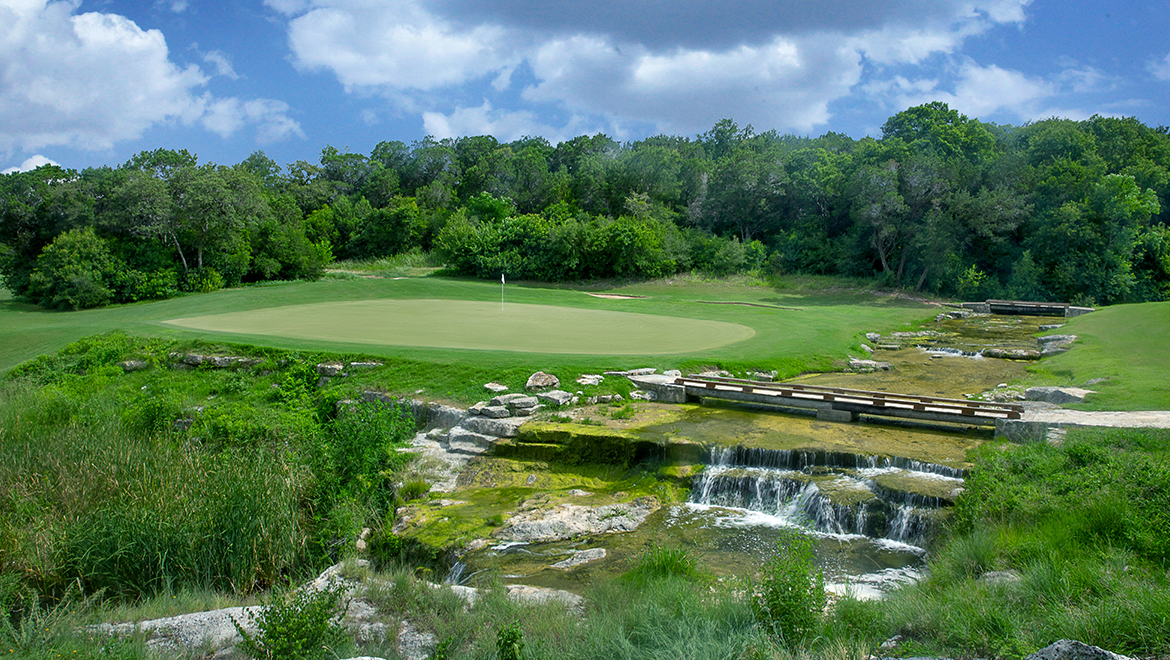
(885, 427), (1170, 658)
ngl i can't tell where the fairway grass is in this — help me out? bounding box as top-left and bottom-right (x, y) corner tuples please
(163, 299), (755, 354)
(1032, 301), (1170, 410)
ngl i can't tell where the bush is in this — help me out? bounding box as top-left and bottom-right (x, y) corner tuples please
(752, 531), (826, 646)
(25, 227), (121, 310)
(496, 620), (525, 660)
(234, 585), (350, 660)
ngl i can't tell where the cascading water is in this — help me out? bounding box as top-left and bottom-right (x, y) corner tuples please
(688, 445), (963, 548)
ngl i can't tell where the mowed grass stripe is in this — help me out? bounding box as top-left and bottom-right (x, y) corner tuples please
(163, 299), (756, 355)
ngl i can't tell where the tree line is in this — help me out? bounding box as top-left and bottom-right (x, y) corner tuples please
(2, 102), (1167, 309)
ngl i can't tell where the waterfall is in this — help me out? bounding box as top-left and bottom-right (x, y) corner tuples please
(689, 446), (961, 546)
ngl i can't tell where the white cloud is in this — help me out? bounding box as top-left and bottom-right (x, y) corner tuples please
(879, 61), (1069, 122)
(280, 0), (513, 91)
(2, 154), (60, 174)
(0, 0), (302, 153)
(199, 97), (305, 143)
(1149, 53), (1170, 81)
(422, 101), (597, 143)
(202, 49), (240, 79)
(267, 0), (1035, 137)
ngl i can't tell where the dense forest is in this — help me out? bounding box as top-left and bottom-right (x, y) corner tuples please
(2, 102), (1168, 310)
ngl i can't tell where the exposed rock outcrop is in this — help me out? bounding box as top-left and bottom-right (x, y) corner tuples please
(495, 496), (660, 543)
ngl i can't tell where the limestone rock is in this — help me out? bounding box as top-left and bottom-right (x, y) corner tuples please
(445, 427), (495, 452)
(576, 374), (604, 386)
(480, 405), (511, 418)
(1025, 386), (1095, 404)
(849, 358), (892, 372)
(397, 620), (436, 660)
(119, 360), (150, 373)
(348, 361), (382, 370)
(551, 548), (607, 569)
(182, 353), (205, 366)
(1038, 334), (1077, 345)
(490, 393), (535, 407)
(495, 496), (660, 543)
(1039, 324), (1065, 331)
(207, 356), (238, 368)
(662, 369), (682, 377)
(535, 390), (574, 406)
(866, 332), (881, 342)
(1024, 640), (1133, 660)
(877, 343), (902, 350)
(316, 362), (345, 377)
(859, 344), (874, 355)
(630, 389), (657, 401)
(460, 416), (527, 438)
(526, 371), (560, 391)
(484, 382), (509, 393)
(982, 348), (1041, 360)
(749, 371), (776, 382)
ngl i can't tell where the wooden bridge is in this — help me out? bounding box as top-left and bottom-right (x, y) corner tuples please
(960, 299), (1093, 317)
(673, 376), (1023, 427)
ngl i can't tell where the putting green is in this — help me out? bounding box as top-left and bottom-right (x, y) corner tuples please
(163, 299), (755, 355)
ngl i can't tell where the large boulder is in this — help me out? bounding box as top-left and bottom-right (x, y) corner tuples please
(526, 371), (560, 391)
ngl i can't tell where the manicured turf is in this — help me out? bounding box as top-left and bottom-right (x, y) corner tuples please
(1033, 301), (1170, 410)
(164, 299), (755, 354)
(0, 275), (932, 385)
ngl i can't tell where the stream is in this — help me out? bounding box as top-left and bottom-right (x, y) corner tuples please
(455, 313), (1058, 598)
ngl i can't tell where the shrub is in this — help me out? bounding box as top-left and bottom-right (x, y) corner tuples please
(25, 227), (121, 310)
(496, 620), (525, 660)
(752, 531), (826, 646)
(234, 585), (349, 660)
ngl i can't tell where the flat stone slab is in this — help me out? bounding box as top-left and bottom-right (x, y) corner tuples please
(997, 410), (1170, 441)
(536, 390), (574, 406)
(460, 416), (527, 437)
(551, 548), (607, 569)
(1025, 386), (1095, 404)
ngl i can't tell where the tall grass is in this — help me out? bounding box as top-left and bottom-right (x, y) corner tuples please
(0, 380), (305, 599)
(884, 427), (1170, 658)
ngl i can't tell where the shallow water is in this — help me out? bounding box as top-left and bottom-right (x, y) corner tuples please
(457, 313), (1054, 597)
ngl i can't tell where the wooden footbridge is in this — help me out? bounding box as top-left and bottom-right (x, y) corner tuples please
(673, 376), (1023, 427)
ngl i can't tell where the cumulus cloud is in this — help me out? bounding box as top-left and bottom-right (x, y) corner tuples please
(874, 61), (1079, 123)
(2, 154), (60, 175)
(267, 0), (1034, 137)
(0, 0), (301, 153)
(423, 100), (597, 143)
(280, 0), (514, 91)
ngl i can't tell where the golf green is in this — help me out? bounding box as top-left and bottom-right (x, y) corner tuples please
(163, 299), (756, 355)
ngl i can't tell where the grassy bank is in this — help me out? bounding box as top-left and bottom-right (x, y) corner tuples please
(1031, 301), (1170, 410)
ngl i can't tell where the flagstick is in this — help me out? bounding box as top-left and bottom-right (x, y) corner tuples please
(501, 273), (505, 312)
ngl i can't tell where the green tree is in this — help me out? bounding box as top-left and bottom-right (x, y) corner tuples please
(25, 227), (120, 309)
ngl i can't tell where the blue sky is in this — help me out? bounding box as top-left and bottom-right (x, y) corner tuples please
(3, 0), (1169, 173)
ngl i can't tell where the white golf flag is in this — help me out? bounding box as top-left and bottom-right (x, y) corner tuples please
(501, 274), (505, 284)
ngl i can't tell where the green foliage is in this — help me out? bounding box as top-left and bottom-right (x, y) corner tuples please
(752, 531), (826, 646)
(329, 400), (417, 505)
(234, 585), (349, 660)
(496, 619), (525, 660)
(26, 227), (120, 310)
(622, 544), (711, 586)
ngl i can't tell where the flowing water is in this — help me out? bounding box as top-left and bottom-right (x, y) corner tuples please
(456, 314), (1057, 598)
